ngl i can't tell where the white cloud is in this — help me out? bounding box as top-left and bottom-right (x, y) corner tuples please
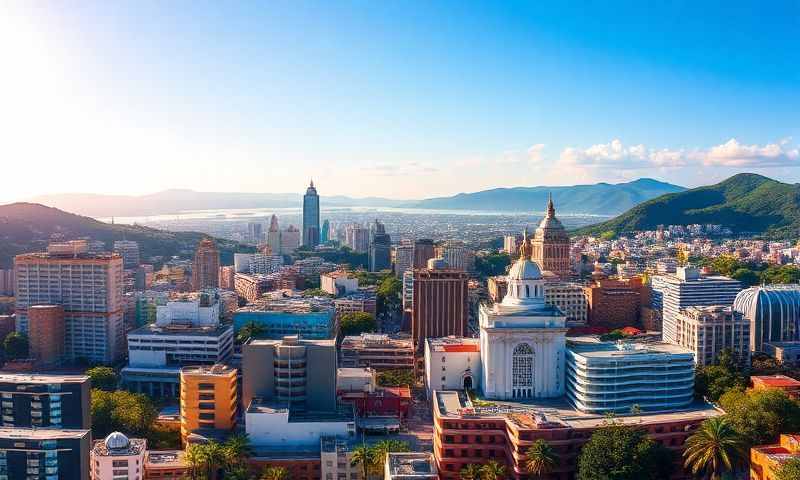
(360, 162), (439, 177)
(704, 138), (799, 167)
(527, 144), (545, 163)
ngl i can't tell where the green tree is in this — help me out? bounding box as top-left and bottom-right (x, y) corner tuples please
(760, 265), (800, 284)
(261, 465), (290, 480)
(236, 320), (267, 344)
(350, 445), (376, 480)
(525, 439), (558, 478)
(302, 288), (332, 298)
(460, 464), (484, 480)
(372, 439), (410, 470)
(710, 254), (743, 277)
(694, 349), (747, 402)
(339, 312), (377, 336)
(222, 434), (253, 471)
(91, 390), (157, 438)
(731, 267), (760, 287)
(185, 443), (204, 480)
(86, 366), (118, 391)
(3, 332), (28, 360)
(776, 457), (800, 480)
(718, 387), (800, 448)
(577, 423), (674, 480)
(480, 460), (507, 480)
(377, 369), (415, 387)
(683, 417), (747, 480)
(475, 252), (511, 278)
(376, 275), (402, 314)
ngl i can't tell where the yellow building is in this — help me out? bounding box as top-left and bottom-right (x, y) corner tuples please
(179, 364), (238, 444)
(751, 434), (800, 480)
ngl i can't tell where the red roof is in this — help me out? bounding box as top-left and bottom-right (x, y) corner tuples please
(621, 326), (642, 336)
(442, 344), (480, 353)
(752, 375), (800, 388)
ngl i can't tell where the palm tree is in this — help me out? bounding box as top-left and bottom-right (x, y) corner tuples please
(372, 439), (410, 471)
(684, 416), (747, 480)
(184, 443), (204, 480)
(526, 439), (558, 478)
(480, 460), (507, 480)
(350, 445), (376, 480)
(459, 463), (483, 480)
(201, 442), (226, 480)
(223, 434), (254, 470)
(261, 465), (289, 480)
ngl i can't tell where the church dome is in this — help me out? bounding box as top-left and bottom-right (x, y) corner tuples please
(507, 258), (542, 281)
(104, 432), (130, 450)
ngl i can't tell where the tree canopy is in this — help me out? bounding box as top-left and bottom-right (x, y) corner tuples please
(475, 252), (511, 278)
(339, 312), (377, 336)
(3, 332), (28, 360)
(86, 366), (118, 392)
(91, 389), (158, 438)
(718, 387), (800, 448)
(577, 422), (674, 480)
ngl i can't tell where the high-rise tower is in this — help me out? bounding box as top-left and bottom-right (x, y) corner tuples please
(369, 219), (391, 272)
(192, 238), (220, 290)
(302, 180), (320, 248)
(530, 194), (571, 278)
(267, 214), (281, 254)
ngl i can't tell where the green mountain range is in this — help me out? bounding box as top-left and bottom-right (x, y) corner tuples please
(0, 203), (247, 268)
(574, 173), (800, 239)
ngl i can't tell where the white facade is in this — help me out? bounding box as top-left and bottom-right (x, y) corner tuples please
(234, 253), (284, 274)
(674, 305), (750, 366)
(321, 436), (362, 480)
(321, 273), (359, 296)
(246, 403), (355, 447)
(424, 337), (481, 398)
(127, 325), (233, 367)
(393, 242), (414, 279)
(155, 296), (219, 327)
(479, 257), (567, 400)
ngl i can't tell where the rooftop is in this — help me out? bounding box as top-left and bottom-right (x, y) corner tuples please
(0, 373), (89, 384)
(246, 398), (353, 423)
(128, 323), (232, 337)
(248, 337), (335, 348)
(386, 452), (438, 479)
(0, 427), (90, 440)
(181, 364), (236, 377)
(237, 296), (335, 314)
(92, 436), (146, 457)
(145, 450), (187, 468)
(751, 375), (800, 388)
(566, 336), (694, 358)
(427, 336), (480, 353)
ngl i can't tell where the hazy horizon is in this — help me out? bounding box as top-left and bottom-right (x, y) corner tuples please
(1, 2), (797, 202)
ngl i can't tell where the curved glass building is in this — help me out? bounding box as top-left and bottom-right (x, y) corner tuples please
(733, 286), (800, 352)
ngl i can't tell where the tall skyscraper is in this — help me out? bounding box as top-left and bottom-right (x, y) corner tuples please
(267, 215), (281, 254)
(15, 242), (125, 363)
(321, 219), (330, 244)
(369, 219), (391, 272)
(411, 259), (469, 351)
(113, 240), (141, 269)
(302, 180), (320, 248)
(393, 240), (414, 279)
(436, 240), (475, 272)
(281, 225), (301, 253)
(192, 238), (220, 290)
(413, 239), (435, 269)
(248, 221), (264, 245)
(345, 223), (370, 253)
(530, 195), (571, 278)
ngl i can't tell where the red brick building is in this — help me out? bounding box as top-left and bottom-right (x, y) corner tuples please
(412, 262), (469, 352)
(584, 277), (644, 329)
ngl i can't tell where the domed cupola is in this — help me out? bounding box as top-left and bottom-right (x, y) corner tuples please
(502, 229), (546, 307)
(104, 432), (130, 451)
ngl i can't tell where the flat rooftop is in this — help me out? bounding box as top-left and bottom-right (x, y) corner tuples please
(0, 427), (90, 440)
(386, 452), (437, 478)
(128, 323), (232, 337)
(567, 336), (693, 358)
(434, 390), (721, 430)
(0, 373), (89, 384)
(427, 336), (480, 353)
(145, 450), (186, 468)
(248, 337), (335, 348)
(247, 398), (353, 423)
(181, 364), (236, 376)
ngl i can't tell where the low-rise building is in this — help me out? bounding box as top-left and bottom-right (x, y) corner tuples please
(321, 436), (362, 480)
(750, 434), (800, 480)
(336, 368), (411, 421)
(144, 450), (188, 480)
(321, 271), (359, 296)
(0, 427), (91, 480)
(751, 375), (800, 399)
(234, 295), (336, 340)
(385, 452), (438, 480)
(424, 337), (481, 398)
(90, 432), (146, 480)
(245, 399), (355, 448)
(338, 333), (414, 371)
(764, 341), (800, 366)
(584, 277), (644, 329)
(334, 292), (377, 321)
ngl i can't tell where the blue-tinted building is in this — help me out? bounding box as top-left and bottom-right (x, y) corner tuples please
(234, 297), (335, 340)
(302, 180), (320, 248)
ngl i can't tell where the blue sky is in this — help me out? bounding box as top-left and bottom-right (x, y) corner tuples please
(1, 1), (798, 200)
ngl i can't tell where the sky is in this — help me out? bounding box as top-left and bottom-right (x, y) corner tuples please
(0, 1), (798, 201)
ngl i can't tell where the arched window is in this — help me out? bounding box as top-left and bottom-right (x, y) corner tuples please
(512, 343), (534, 398)
(525, 285), (530, 298)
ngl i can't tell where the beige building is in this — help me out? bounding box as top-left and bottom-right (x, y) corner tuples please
(543, 282), (588, 327)
(90, 432), (146, 480)
(385, 452), (438, 480)
(673, 305), (750, 367)
(321, 436), (362, 480)
(530, 196), (571, 278)
(179, 364), (238, 444)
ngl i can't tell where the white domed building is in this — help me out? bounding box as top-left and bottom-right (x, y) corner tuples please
(90, 431), (146, 480)
(479, 233), (568, 400)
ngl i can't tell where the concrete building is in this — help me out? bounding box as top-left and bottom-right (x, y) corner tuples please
(503, 235), (521, 255)
(411, 259), (469, 352)
(179, 364), (238, 443)
(321, 219), (330, 244)
(234, 273), (273, 303)
(424, 337), (481, 397)
(369, 220), (391, 272)
(338, 333), (414, 371)
(192, 238), (220, 290)
(14, 245), (125, 363)
(385, 453), (438, 480)
(673, 305), (750, 366)
(90, 432), (146, 480)
(28, 304), (65, 367)
(345, 224), (370, 253)
(413, 239), (435, 269)
(155, 292), (220, 327)
(565, 336), (695, 414)
(530, 196), (571, 278)
(113, 240), (141, 269)
(733, 285), (800, 352)
(584, 277), (644, 329)
(245, 399), (355, 448)
(248, 221), (264, 245)
(393, 241), (414, 279)
(543, 282), (588, 327)
(144, 450), (188, 480)
(0, 427), (91, 480)
(281, 225), (302, 254)
(242, 336), (337, 412)
(235, 295), (336, 340)
(321, 271), (359, 296)
(479, 251), (567, 400)
(763, 341), (800, 366)
(750, 434), (800, 480)
(234, 253), (284, 275)
(0, 373), (90, 429)
(651, 266), (741, 345)
(303, 180), (321, 248)
(219, 265), (236, 290)
(436, 241), (475, 272)
(321, 436), (362, 480)
(0, 268), (14, 296)
(268, 215), (282, 255)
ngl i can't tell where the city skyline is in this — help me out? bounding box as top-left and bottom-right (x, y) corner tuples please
(1, 2), (798, 202)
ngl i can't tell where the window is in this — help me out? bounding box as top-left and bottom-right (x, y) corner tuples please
(512, 343), (534, 398)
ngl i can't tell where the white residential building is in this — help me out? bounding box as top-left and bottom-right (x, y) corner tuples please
(673, 305), (750, 366)
(245, 399), (355, 448)
(424, 337), (481, 398)
(321, 271), (359, 296)
(155, 293), (220, 327)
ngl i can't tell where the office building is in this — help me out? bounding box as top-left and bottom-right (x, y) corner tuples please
(763, 341), (800, 366)
(191, 238), (220, 290)
(584, 277), (644, 329)
(113, 240), (141, 269)
(320, 219), (330, 244)
(673, 305), (750, 366)
(268, 215), (282, 254)
(530, 196), (571, 278)
(234, 295), (336, 340)
(543, 282), (588, 327)
(28, 304), (65, 367)
(565, 336), (695, 413)
(0, 269), (14, 296)
(234, 253), (283, 275)
(282, 225), (302, 253)
(733, 285), (800, 352)
(179, 364), (238, 443)
(339, 332), (414, 371)
(750, 434), (800, 480)
(248, 221), (264, 245)
(503, 235), (521, 256)
(245, 399), (354, 448)
(411, 259), (469, 351)
(321, 271), (358, 296)
(413, 239), (435, 269)
(156, 292), (220, 327)
(242, 336), (337, 412)
(369, 220), (392, 272)
(302, 180), (320, 248)
(90, 432), (146, 480)
(345, 224), (370, 253)
(219, 265), (236, 290)
(144, 450), (188, 480)
(436, 241), (474, 272)
(321, 436), (362, 480)
(0, 428), (91, 480)
(424, 337), (481, 397)
(333, 292), (377, 320)
(393, 241), (414, 279)
(385, 453), (438, 480)
(651, 266), (741, 345)
(15, 244), (125, 363)
(0, 374), (90, 429)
